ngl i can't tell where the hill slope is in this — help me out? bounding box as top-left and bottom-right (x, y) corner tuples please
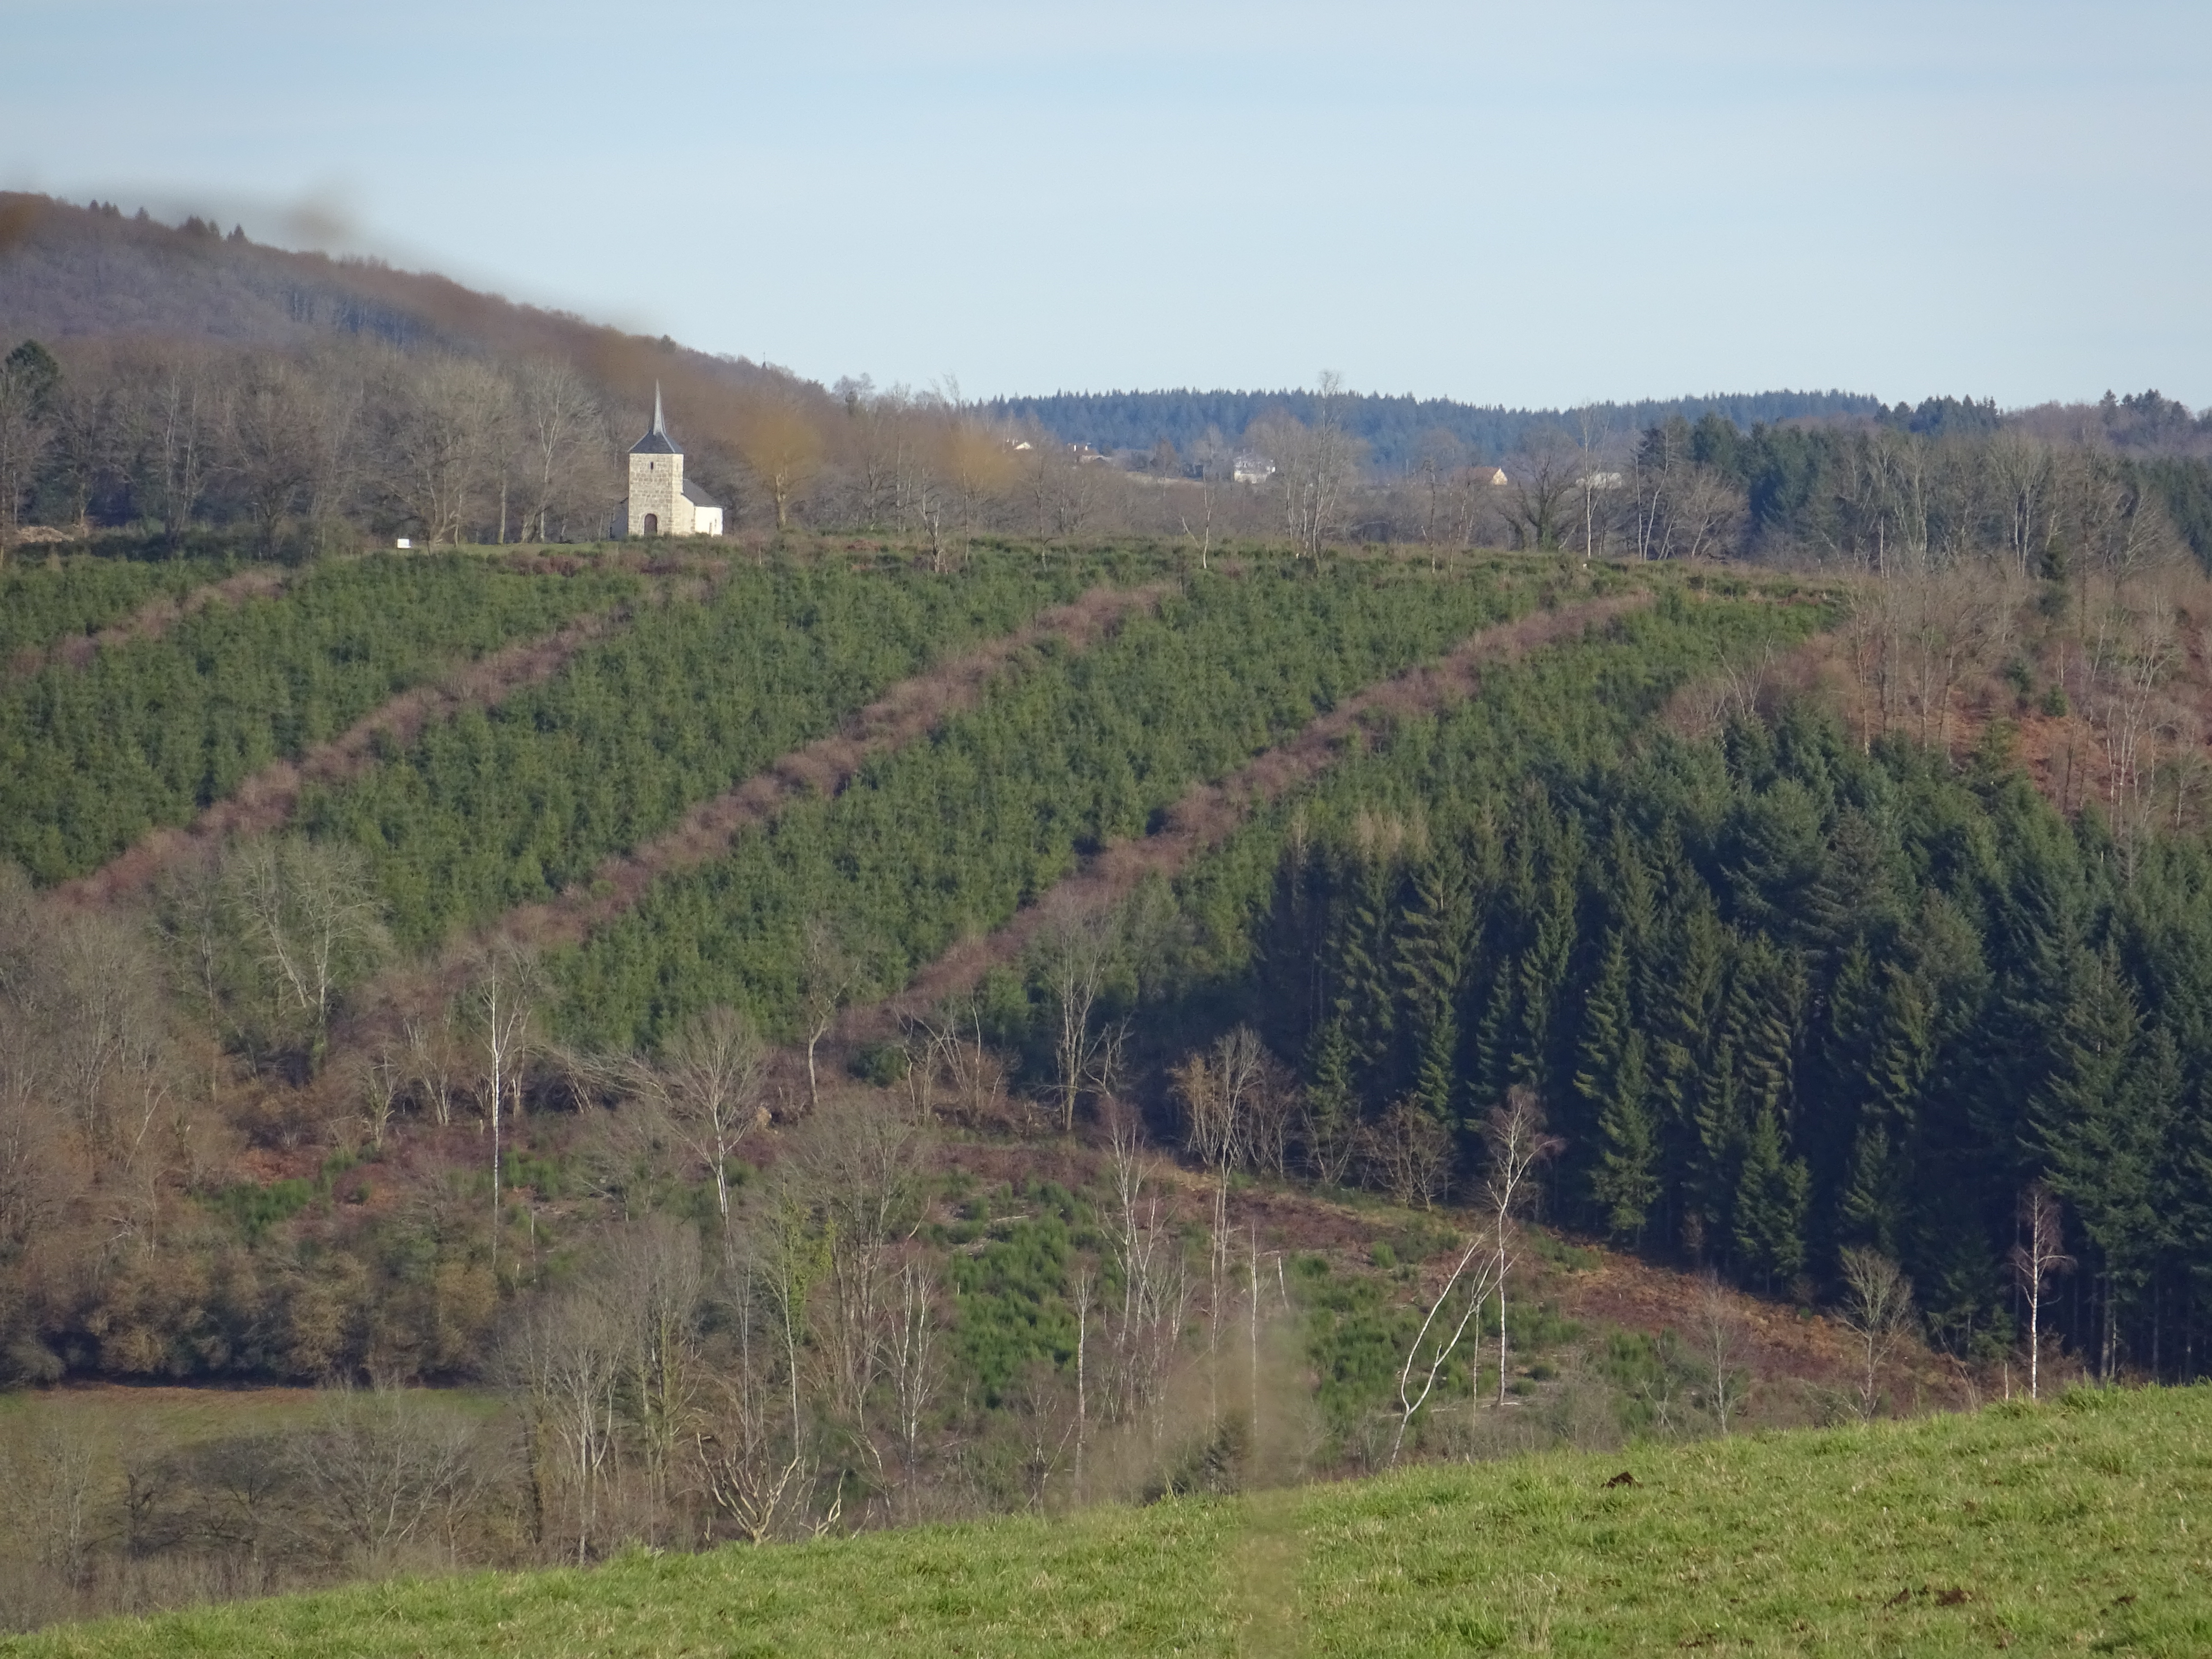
(0, 192), (786, 390)
(14, 1385), (2207, 1657)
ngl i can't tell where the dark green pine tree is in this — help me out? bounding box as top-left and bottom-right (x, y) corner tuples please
(1303, 1017), (1360, 1185)
(1510, 886), (1575, 1091)
(1796, 808), (1898, 962)
(1255, 823), (1327, 1059)
(1397, 850), (1472, 1124)
(1473, 812), (1544, 1098)
(1650, 899), (1727, 1247)
(1331, 836), (1403, 1099)
(1575, 933), (1659, 1243)
(1595, 1031), (1658, 1244)
(2033, 947), (2172, 1376)
(1707, 940), (1806, 1278)
(1734, 1104), (1810, 1289)
(1837, 959), (1936, 1258)
(1807, 938), (1880, 1232)
(1599, 812), (1657, 976)
(1689, 1040), (1744, 1258)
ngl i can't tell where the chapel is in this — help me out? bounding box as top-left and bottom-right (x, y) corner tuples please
(613, 385), (724, 537)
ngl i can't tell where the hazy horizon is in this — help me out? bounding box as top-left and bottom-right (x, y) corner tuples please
(5, 1), (2209, 409)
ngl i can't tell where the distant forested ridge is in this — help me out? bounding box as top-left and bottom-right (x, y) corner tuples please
(983, 388), (1886, 470)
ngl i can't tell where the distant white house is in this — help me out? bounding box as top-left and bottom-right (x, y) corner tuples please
(1232, 451), (1276, 485)
(1577, 471), (1625, 491)
(1468, 465), (1509, 487)
(612, 385), (724, 538)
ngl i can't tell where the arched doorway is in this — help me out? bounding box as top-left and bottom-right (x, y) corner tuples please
(643, 512), (658, 536)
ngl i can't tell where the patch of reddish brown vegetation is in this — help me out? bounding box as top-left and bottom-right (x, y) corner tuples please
(7, 564), (289, 676)
(1728, 567), (2212, 830)
(833, 593), (1652, 1056)
(51, 600), (642, 915)
(1553, 1236), (1974, 1410)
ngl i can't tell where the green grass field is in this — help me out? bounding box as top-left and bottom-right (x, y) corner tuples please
(13, 1384), (2206, 1657)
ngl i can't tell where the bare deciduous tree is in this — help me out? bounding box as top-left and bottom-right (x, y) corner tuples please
(797, 919), (867, 1114)
(787, 1095), (927, 1444)
(1360, 1099), (1454, 1210)
(1484, 1088), (1563, 1406)
(404, 1008), (463, 1129)
(1837, 1247), (1917, 1421)
(1696, 1273), (1753, 1434)
(1037, 906), (1123, 1136)
(620, 1006), (764, 1242)
(380, 356), (511, 544)
(1392, 1216), (1501, 1464)
(885, 1255), (942, 1509)
(2010, 1182), (2074, 1401)
(294, 1387), (480, 1572)
(606, 1214), (705, 1506)
(224, 836), (389, 1074)
(501, 1292), (622, 1564)
(731, 397), (825, 531)
(1253, 373), (1364, 559)
(471, 938), (539, 1270)
(515, 359), (601, 543)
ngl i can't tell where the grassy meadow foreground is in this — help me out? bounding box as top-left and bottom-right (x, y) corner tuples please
(11, 1384), (2207, 1657)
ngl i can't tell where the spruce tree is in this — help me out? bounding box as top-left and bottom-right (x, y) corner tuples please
(1574, 931), (1651, 1237)
(2034, 948), (2170, 1374)
(1303, 1017), (1360, 1185)
(1734, 1104), (1810, 1287)
(1397, 849), (1472, 1122)
(1333, 836), (1401, 1097)
(1591, 1028), (1659, 1243)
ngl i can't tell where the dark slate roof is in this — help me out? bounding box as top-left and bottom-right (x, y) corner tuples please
(681, 479), (721, 508)
(630, 384), (682, 455)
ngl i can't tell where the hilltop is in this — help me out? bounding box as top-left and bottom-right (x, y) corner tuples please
(0, 192), (784, 393)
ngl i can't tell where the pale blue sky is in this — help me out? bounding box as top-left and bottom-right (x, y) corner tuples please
(5, 0), (2207, 408)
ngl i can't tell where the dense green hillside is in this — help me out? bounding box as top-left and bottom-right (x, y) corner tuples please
(13, 1385), (2206, 1657)
(0, 551), (637, 881)
(296, 553), (1120, 951)
(0, 553), (240, 665)
(1134, 580), (2212, 1379)
(551, 558), (1549, 1050)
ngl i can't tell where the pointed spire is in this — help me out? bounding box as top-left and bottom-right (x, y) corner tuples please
(652, 382), (665, 437)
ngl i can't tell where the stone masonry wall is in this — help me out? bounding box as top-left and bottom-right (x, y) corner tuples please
(626, 451), (691, 536)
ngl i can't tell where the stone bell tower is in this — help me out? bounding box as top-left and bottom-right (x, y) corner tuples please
(623, 384), (685, 537)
